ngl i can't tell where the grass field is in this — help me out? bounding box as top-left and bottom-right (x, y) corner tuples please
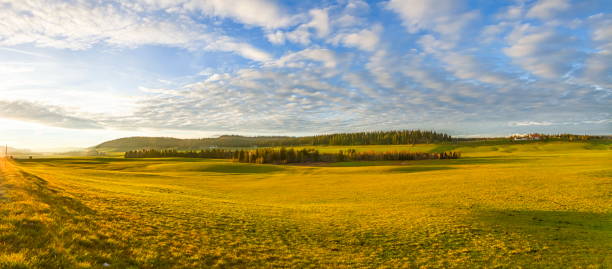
(1, 142), (611, 268)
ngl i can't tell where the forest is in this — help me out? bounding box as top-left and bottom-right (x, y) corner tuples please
(123, 148), (234, 159)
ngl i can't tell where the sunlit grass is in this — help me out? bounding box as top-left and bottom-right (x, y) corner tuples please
(1, 142), (610, 267)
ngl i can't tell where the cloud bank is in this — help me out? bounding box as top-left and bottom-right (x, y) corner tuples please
(0, 0), (610, 138)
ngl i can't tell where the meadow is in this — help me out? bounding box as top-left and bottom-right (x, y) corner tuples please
(0, 141), (610, 268)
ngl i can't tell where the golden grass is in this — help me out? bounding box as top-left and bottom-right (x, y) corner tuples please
(0, 142), (611, 268)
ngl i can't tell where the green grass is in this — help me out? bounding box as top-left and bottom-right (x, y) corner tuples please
(390, 166), (456, 173)
(0, 141), (611, 268)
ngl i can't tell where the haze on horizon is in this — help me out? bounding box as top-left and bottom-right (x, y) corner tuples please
(0, 0), (611, 150)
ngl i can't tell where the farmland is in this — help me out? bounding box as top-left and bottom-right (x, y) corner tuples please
(1, 141), (611, 268)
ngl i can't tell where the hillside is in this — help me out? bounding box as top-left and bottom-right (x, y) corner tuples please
(94, 130), (453, 151)
(94, 135), (297, 151)
(3, 147), (32, 156)
(3, 142), (610, 267)
(94, 131), (610, 153)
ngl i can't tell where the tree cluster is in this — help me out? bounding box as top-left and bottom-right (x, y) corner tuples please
(306, 130), (452, 145)
(124, 149), (234, 159)
(338, 149), (460, 161)
(125, 148), (461, 164)
(233, 148), (460, 164)
(233, 148), (321, 164)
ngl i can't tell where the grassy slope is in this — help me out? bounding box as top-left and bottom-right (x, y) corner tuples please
(0, 142), (610, 268)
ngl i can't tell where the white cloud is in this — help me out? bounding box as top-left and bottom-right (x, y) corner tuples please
(334, 14), (360, 27)
(207, 37), (272, 62)
(509, 121), (553, 126)
(307, 9), (331, 38)
(345, 0), (369, 12)
(120, 67), (359, 132)
(342, 73), (380, 98)
(401, 54), (451, 91)
(503, 26), (584, 78)
(497, 3), (525, 20)
(330, 24), (382, 51)
(386, 0), (479, 54)
(266, 8), (330, 46)
(480, 22), (511, 44)
(526, 0), (571, 19)
(386, 0), (477, 37)
(366, 50), (396, 88)
(440, 52), (511, 84)
(182, 0), (296, 29)
(284, 26), (312, 45)
(434, 11), (479, 37)
(266, 31), (286, 45)
(417, 34), (455, 53)
(0, 0), (608, 139)
(205, 73), (231, 82)
(591, 14), (612, 42)
(0, 100), (102, 129)
(333, 0), (369, 27)
(581, 51), (612, 88)
(580, 13), (612, 88)
(0, 0), (272, 62)
(0, 0), (203, 49)
(386, 0), (462, 33)
(272, 48), (339, 69)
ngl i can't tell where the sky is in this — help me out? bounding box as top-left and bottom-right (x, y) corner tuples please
(0, 0), (611, 150)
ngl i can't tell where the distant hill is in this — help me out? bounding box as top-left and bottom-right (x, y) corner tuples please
(94, 130), (453, 152)
(3, 146), (32, 156)
(94, 135), (295, 151)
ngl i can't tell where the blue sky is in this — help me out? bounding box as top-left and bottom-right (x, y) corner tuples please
(0, 0), (610, 150)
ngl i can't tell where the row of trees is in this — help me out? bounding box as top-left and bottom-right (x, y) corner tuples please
(234, 148), (459, 164)
(124, 149), (234, 158)
(233, 148), (321, 164)
(125, 148), (461, 164)
(339, 149), (460, 161)
(275, 130), (453, 146)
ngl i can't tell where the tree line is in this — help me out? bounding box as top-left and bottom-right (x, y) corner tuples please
(125, 148), (460, 164)
(124, 149), (234, 159)
(278, 130), (452, 146)
(233, 148), (460, 164)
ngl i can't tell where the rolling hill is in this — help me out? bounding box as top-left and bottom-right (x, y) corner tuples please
(93, 135), (295, 151)
(93, 130), (454, 151)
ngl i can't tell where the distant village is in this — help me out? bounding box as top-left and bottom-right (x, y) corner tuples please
(510, 133), (543, 141)
(508, 133), (603, 141)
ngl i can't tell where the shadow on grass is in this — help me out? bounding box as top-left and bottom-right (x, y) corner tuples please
(19, 171), (96, 215)
(475, 209), (611, 234)
(470, 209), (612, 266)
(583, 169), (612, 179)
(0, 167), (138, 268)
(314, 157), (527, 168)
(199, 163), (286, 174)
(390, 166), (456, 173)
(320, 161), (399, 167)
(422, 157), (528, 165)
(16, 157), (223, 165)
